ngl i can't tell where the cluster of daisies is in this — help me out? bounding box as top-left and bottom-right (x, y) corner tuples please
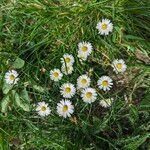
(4, 19), (127, 118)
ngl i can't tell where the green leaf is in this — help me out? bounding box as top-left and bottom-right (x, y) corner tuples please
(1, 95), (10, 113)
(138, 105), (150, 111)
(124, 35), (144, 41)
(92, 116), (109, 134)
(112, 32), (117, 43)
(127, 45), (136, 52)
(129, 104), (139, 124)
(123, 134), (150, 150)
(20, 88), (30, 102)
(14, 92), (30, 112)
(0, 132), (9, 150)
(33, 85), (45, 93)
(2, 82), (13, 94)
(12, 58), (25, 69)
(92, 117), (103, 134)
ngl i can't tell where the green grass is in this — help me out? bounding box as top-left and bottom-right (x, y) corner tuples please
(0, 0), (150, 149)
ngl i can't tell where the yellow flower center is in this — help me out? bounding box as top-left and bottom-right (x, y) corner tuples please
(65, 87), (71, 93)
(65, 57), (71, 63)
(116, 63), (123, 69)
(102, 80), (109, 87)
(10, 74), (15, 80)
(41, 106), (46, 112)
(81, 46), (88, 52)
(53, 72), (59, 77)
(63, 105), (68, 112)
(81, 79), (87, 84)
(101, 23), (107, 30)
(86, 92), (92, 98)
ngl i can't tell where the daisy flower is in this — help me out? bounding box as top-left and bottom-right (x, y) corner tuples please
(57, 99), (74, 118)
(5, 70), (19, 85)
(97, 76), (113, 91)
(99, 98), (114, 108)
(61, 54), (75, 66)
(77, 52), (88, 61)
(77, 42), (93, 60)
(81, 87), (97, 103)
(96, 19), (113, 35)
(61, 64), (73, 75)
(112, 59), (127, 74)
(77, 74), (91, 89)
(50, 68), (63, 81)
(36, 101), (51, 117)
(60, 83), (76, 98)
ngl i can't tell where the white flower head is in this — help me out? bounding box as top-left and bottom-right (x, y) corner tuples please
(99, 98), (114, 108)
(61, 64), (73, 75)
(77, 51), (88, 61)
(61, 54), (75, 66)
(97, 76), (113, 91)
(77, 42), (93, 60)
(50, 68), (63, 81)
(60, 83), (76, 98)
(81, 87), (97, 104)
(36, 101), (51, 117)
(57, 99), (74, 118)
(112, 59), (127, 74)
(96, 19), (113, 35)
(5, 70), (19, 85)
(77, 74), (91, 89)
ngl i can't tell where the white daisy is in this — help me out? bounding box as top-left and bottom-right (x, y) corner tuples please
(57, 99), (74, 118)
(77, 42), (93, 60)
(77, 52), (88, 61)
(61, 54), (75, 66)
(96, 19), (113, 35)
(60, 83), (76, 98)
(61, 64), (73, 75)
(97, 76), (113, 91)
(50, 68), (63, 81)
(36, 101), (51, 117)
(5, 70), (19, 85)
(81, 87), (97, 103)
(99, 98), (114, 108)
(77, 74), (91, 89)
(112, 59), (127, 74)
